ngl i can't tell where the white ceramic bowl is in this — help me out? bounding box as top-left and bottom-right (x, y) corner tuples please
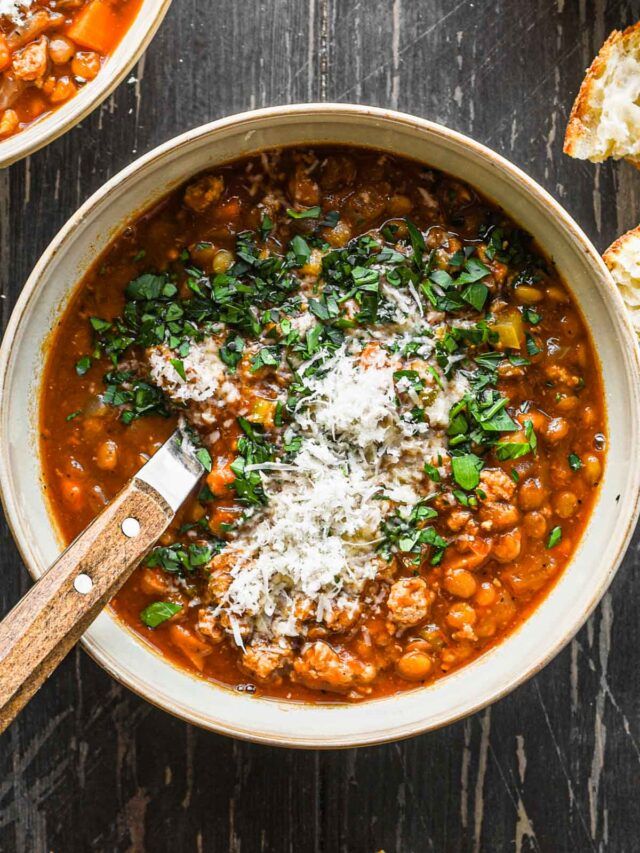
(1, 105), (639, 747)
(0, 0), (172, 167)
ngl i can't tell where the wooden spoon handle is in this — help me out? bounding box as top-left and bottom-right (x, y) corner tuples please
(0, 478), (173, 733)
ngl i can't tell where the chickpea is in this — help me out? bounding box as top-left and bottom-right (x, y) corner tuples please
(190, 242), (216, 268)
(405, 639), (430, 653)
(71, 51), (101, 81)
(583, 453), (602, 486)
(49, 77), (77, 104)
(444, 569), (477, 599)
(446, 602), (477, 628)
(49, 35), (75, 65)
(556, 395), (579, 413)
(523, 510), (547, 539)
(475, 582), (498, 607)
(475, 617), (497, 638)
(518, 409), (546, 432)
(554, 491), (578, 519)
(212, 248), (234, 274)
(95, 439), (118, 471)
(386, 194), (413, 216)
(323, 219), (351, 247)
(492, 530), (522, 563)
(518, 477), (547, 511)
(514, 285), (543, 305)
(396, 650), (433, 681)
(426, 226), (448, 250)
(0, 109), (18, 137)
(546, 285), (570, 304)
(544, 417), (570, 444)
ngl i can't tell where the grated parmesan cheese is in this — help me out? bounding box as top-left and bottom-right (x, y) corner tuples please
(295, 344), (398, 448)
(148, 339), (239, 405)
(214, 340), (467, 643)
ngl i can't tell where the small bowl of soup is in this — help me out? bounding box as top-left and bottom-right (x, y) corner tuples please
(0, 0), (172, 166)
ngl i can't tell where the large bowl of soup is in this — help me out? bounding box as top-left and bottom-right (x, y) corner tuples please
(0, 0), (172, 167)
(1, 104), (639, 747)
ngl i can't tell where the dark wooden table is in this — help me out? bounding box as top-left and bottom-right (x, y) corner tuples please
(2, 1), (640, 850)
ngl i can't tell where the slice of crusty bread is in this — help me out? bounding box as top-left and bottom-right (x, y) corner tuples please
(564, 22), (640, 164)
(603, 226), (640, 332)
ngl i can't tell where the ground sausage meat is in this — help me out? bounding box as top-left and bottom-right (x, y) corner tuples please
(387, 578), (433, 629)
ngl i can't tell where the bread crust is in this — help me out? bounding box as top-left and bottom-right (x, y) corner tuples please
(564, 21), (640, 160)
(603, 225), (640, 334)
(603, 225), (640, 268)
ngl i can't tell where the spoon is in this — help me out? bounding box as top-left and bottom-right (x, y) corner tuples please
(0, 429), (204, 733)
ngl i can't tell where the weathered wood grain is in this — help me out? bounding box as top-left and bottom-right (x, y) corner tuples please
(2, 0), (640, 850)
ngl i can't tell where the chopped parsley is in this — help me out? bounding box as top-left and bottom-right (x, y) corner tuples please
(547, 526), (562, 549)
(451, 453), (484, 491)
(568, 453), (582, 471)
(140, 601), (182, 628)
(146, 541), (222, 575)
(75, 356), (91, 376)
(378, 500), (446, 565)
(287, 206), (322, 219)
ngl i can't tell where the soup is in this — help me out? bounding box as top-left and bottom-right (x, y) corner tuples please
(40, 146), (606, 701)
(0, 0), (142, 139)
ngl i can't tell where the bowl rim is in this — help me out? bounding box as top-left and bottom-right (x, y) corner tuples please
(0, 0), (173, 168)
(2, 103), (640, 747)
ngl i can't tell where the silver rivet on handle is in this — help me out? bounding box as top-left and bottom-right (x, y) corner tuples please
(121, 517), (141, 538)
(73, 574), (93, 594)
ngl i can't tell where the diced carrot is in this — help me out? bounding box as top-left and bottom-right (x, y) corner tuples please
(67, 1), (120, 55)
(168, 625), (212, 671)
(206, 460), (236, 497)
(0, 35), (11, 72)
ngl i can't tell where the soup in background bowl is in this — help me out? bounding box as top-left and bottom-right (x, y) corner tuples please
(0, 0), (171, 165)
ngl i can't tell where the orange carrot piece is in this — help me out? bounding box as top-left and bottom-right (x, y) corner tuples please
(0, 34), (10, 72)
(206, 460), (236, 497)
(67, 1), (120, 55)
